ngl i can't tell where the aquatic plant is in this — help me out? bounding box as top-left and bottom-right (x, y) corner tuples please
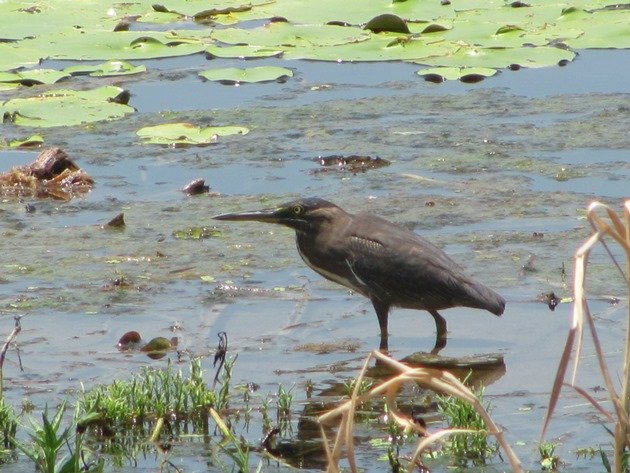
(318, 350), (523, 473)
(437, 384), (499, 466)
(542, 200), (630, 473)
(210, 408), (263, 473)
(538, 441), (561, 470)
(77, 356), (217, 428)
(15, 401), (103, 473)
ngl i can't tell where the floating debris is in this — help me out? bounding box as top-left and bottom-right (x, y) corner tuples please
(0, 147), (93, 200)
(311, 154), (390, 174)
(182, 178), (210, 196)
(539, 291), (561, 311)
(104, 212), (125, 228)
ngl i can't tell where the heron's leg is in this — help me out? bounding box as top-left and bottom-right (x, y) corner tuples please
(429, 310), (447, 355)
(371, 298), (390, 351)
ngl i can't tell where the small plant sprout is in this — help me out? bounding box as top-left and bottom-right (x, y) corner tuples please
(343, 378), (373, 397)
(539, 441), (561, 470)
(260, 398), (272, 433)
(276, 384), (294, 418)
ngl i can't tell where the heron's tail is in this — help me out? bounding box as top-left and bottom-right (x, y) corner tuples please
(468, 282), (505, 316)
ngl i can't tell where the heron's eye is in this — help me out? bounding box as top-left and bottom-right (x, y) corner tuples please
(292, 205), (303, 215)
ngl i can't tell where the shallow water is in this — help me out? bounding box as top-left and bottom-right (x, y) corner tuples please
(1, 48), (629, 471)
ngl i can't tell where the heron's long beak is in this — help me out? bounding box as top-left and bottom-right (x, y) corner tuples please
(213, 208), (282, 223)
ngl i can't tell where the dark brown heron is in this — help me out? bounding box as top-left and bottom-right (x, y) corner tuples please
(214, 197), (505, 352)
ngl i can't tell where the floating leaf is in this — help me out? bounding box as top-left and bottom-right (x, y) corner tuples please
(364, 13), (410, 34)
(205, 44), (283, 59)
(211, 23), (370, 49)
(64, 60), (146, 77)
(137, 122), (249, 146)
(417, 45), (575, 69)
(8, 134), (44, 148)
(418, 66), (498, 82)
(0, 69), (70, 85)
(199, 66), (293, 84)
(0, 86), (135, 127)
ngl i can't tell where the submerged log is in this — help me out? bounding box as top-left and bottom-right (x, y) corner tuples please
(0, 147), (93, 200)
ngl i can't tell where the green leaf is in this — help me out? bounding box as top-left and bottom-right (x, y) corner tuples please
(0, 69), (70, 85)
(0, 86), (134, 127)
(199, 66), (293, 84)
(64, 60), (146, 77)
(137, 122), (249, 146)
(417, 45), (575, 69)
(205, 44), (283, 59)
(418, 66), (498, 81)
(8, 134), (44, 148)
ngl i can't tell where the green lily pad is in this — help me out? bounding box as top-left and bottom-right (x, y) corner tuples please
(137, 122), (249, 146)
(8, 134), (45, 148)
(205, 44), (284, 59)
(418, 66), (498, 82)
(150, 0), (257, 19)
(0, 0), (628, 80)
(284, 34), (460, 62)
(417, 45), (575, 69)
(64, 60), (147, 77)
(199, 66), (293, 84)
(1, 86), (135, 127)
(211, 23), (370, 49)
(364, 13), (410, 34)
(0, 69), (70, 85)
(23, 30), (207, 62)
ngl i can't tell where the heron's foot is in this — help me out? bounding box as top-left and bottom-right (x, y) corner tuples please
(379, 333), (389, 353)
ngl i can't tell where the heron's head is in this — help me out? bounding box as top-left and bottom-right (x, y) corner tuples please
(213, 197), (344, 234)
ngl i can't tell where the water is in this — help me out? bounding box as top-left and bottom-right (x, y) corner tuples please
(1, 47), (629, 472)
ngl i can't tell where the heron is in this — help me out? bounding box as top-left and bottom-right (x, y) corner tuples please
(214, 197), (505, 352)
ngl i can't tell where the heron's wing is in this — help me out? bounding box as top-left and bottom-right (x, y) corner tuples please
(343, 215), (501, 313)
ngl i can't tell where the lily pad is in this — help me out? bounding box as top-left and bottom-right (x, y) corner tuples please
(1, 86), (135, 128)
(418, 66), (498, 82)
(0, 69), (70, 86)
(205, 44), (284, 59)
(137, 122), (249, 145)
(64, 60), (147, 77)
(8, 134), (45, 148)
(211, 23), (370, 49)
(23, 30), (208, 62)
(417, 45), (575, 69)
(199, 66), (293, 84)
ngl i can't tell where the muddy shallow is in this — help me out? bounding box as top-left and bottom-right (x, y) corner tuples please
(1, 49), (629, 471)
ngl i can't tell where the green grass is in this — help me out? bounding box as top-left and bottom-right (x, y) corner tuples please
(437, 385), (499, 466)
(76, 356), (218, 428)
